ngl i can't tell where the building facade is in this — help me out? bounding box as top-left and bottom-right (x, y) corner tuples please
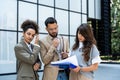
(0, 0), (110, 75)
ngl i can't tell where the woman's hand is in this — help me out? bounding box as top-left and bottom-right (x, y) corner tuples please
(34, 34), (39, 45)
(71, 66), (81, 73)
(33, 63), (40, 71)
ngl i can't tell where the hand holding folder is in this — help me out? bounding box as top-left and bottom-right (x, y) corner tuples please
(51, 55), (78, 69)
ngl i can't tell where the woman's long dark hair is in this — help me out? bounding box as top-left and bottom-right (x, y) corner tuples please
(72, 23), (96, 61)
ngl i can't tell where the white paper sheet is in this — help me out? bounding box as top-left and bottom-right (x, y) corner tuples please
(51, 55), (78, 68)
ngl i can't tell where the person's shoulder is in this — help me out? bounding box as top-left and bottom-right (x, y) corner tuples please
(92, 44), (97, 48)
(40, 36), (47, 43)
(39, 36), (48, 46)
(91, 44), (99, 52)
(14, 43), (23, 49)
(39, 40), (44, 44)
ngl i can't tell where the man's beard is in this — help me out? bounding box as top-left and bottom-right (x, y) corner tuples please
(49, 33), (58, 38)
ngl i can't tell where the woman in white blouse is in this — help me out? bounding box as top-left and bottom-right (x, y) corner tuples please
(69, 23), (101, 80)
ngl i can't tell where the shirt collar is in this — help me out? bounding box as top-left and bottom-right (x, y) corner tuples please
(24, 40), (31, 47)
(79, 42), (83, 49)
(48, 34), (54, 40)
(48, 34), (59, 40)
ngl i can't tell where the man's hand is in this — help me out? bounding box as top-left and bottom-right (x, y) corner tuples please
(61, 52), (68, 59)
(52, 38), (59, 48)
(33, 63), (40, 71)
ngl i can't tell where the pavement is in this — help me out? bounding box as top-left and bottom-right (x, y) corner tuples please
(0, 63), (120, 80)
(95, 63), (120, 80)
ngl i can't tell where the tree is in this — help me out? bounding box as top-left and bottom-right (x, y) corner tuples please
(111, 0), (120, 58)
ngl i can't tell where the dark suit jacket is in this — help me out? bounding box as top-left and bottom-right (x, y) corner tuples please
(14, 38), (41, 80)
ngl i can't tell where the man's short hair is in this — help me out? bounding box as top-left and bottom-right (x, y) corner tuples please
(45, 17), (57, 27)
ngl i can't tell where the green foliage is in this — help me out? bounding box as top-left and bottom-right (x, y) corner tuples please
(111, 0), (120, 54)
(101, 55), (120, 60)
(101, 56), (112, 60)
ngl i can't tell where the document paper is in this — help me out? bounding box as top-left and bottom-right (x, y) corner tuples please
(51, 55), (78, 69)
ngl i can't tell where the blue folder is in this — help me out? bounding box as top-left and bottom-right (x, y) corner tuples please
(51, 62), (77, 69)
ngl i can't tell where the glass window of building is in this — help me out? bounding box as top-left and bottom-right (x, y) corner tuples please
(23, 0), (37, 3)
(70, 12), (81, 35)
(0, 31), (16, 74)
(95, 0), (101, 19)
(39, 6), (54, 33)
(39, 0), (54, 7)
(0, 0), (17, 30)
(88, 0), (95, 18)
(70, 0), (81, 12)
(56, 9), (68, 35)
(82, 14), (87, 23)
(0, 0), (17, 74)
(19, 1), (37, 31)
(82, 0), (87, 13)
(55, 0), (68, 10)
(0, 0), (104, 75)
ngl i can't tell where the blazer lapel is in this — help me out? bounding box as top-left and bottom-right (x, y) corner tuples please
(47, 35), (53, 45)
(20, 40), (32, 54)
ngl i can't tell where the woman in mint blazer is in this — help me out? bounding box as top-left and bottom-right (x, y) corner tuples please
(14, 20), (41, 80)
